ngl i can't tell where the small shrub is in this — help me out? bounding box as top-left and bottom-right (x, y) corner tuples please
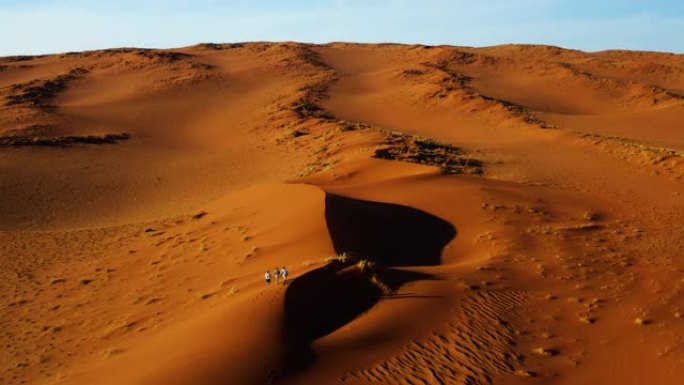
(337, 252), (352, 263)
(192, 211), (207, 220)
(289, 129), (308, 138)
(634, 317), (650, 325)
(357, 259), (376, 273)
(532, 347), (557, 356)
(370, 275), (391, 294)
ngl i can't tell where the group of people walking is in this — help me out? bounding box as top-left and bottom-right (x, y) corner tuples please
(265, 266), (288, 286)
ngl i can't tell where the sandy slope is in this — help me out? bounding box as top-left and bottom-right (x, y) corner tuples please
(1, 42), (683, 385)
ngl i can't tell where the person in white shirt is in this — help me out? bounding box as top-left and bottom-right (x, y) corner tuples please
(264, 271), (271, 286)
(280, 266), (288, 284)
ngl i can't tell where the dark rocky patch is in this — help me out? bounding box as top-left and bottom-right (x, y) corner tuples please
(373, 133), (483, 175)
(402, 69), (425, 76)
(5, 67), (89, 111)
(0, 133), (129, 148)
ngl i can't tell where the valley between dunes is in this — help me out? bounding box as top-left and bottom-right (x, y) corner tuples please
(1, 42), (684, 385)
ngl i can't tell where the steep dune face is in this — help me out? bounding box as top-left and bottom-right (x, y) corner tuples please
(2, 43), (684, 385)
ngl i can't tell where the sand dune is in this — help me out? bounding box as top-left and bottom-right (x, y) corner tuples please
(1, 43), (683, 385)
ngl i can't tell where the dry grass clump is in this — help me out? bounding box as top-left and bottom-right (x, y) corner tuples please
(370, 275), (392, 294)
(325, 253), (378, 273)
(634, 317), (650, 326)
(288, 128), (309, 138)
(356, 259), (377, 273)
(226, 286), (239, 296)
(191, 211), (207, 220)
(515, 369), (536, 377)
(532, 347), (557, 356)
(103, 348), (124, 358)
(325, 252), (352, 264)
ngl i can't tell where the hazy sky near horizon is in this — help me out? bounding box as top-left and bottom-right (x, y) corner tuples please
(1, 0), (683, 55)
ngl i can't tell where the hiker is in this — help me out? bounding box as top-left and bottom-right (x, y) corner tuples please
(264, 270), (271, 286)
(280, 266), (288, 284)
(273, 267), (280, 284)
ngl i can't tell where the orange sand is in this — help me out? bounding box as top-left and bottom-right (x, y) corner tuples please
(1, 43), (683, 385)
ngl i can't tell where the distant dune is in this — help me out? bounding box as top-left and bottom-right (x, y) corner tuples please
(1, 42), (683, 385)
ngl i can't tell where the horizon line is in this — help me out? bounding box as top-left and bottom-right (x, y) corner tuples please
(2, 40), (682, 58)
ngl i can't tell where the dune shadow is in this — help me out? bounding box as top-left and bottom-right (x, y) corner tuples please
(281, 265), (383, 373)
(324, 193), (455, 266)
(276, 193), (456, 380)
(281, 264), (432, 376)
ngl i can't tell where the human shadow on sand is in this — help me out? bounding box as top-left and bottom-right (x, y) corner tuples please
(276, 193), (456, 380)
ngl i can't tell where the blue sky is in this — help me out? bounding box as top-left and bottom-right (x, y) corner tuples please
(1, 1), (682, 55)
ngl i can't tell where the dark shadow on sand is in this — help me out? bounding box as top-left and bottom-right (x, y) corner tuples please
(324, 193), (456, 266)
(276, 193), (456, 380)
